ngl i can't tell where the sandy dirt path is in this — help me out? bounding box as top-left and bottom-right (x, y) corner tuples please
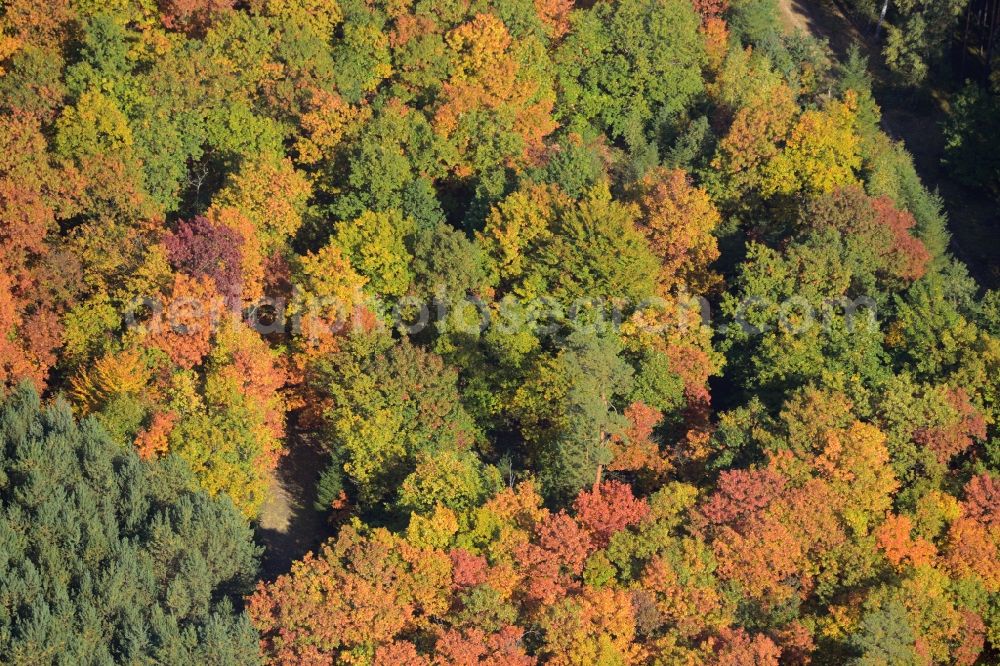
(256, 422), (332, 580)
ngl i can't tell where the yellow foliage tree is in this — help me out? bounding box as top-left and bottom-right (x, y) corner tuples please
(712, 81), (797, 198)
(294, 240), (369, 354)
(70, 348), (152, 415)
(333, 209), (414, 298)
(632, 167), (721, 294)
(294, 88), (370, 166)
(762, 92), (862, 197)
(211, 155), (312, 255)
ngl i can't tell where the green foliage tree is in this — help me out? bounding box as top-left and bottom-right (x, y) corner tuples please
(849, 598), (920, 665)
(719, 234), (889, 403)
(881, 0), (968, 85)
(555, 0), (706, 158)
(311, 335), (493, 516)
(513, 327), (635, 501)
(942, 82), (1000, 199)
(0, 384), (261, 665)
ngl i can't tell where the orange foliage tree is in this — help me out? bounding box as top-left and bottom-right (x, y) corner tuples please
(632, 167), (722, 294)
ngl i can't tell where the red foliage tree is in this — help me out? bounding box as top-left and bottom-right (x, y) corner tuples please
(712, 515), (804, 604)
(692, 0), (730, 22)
(608, 401), (669, 475)
(434, 627), (535, 666)
(768, 622), (815, 666)
(134, 411), (178, 460)
(954, 611), (986, 666)
(374, 641), (429, 666)
(0, 113), (72, 391)
(875, 513), (936, 568)
(708, 627), (782, 666)
(248, 526), (451, 664)
(159, 0), (234, 35)
(870, 195), (932, 281)
(913, 388), (988, 465)
(165, 216), (245, 308)
(804, 186), (930, 283)
(696, 467), (786, 530)
(534, 0), (574, 39)
(962, 473), (1000, 529)
(517, 511), (593, 605)
(450, 548), (489, 590)
(573, 480), (651, 547)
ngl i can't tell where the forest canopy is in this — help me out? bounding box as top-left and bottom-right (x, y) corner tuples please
(0, 0), (998, 663)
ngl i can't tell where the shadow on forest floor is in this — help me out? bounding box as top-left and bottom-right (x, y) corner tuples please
(256, 421), (332, 581)
(780, 0), (999, 288)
